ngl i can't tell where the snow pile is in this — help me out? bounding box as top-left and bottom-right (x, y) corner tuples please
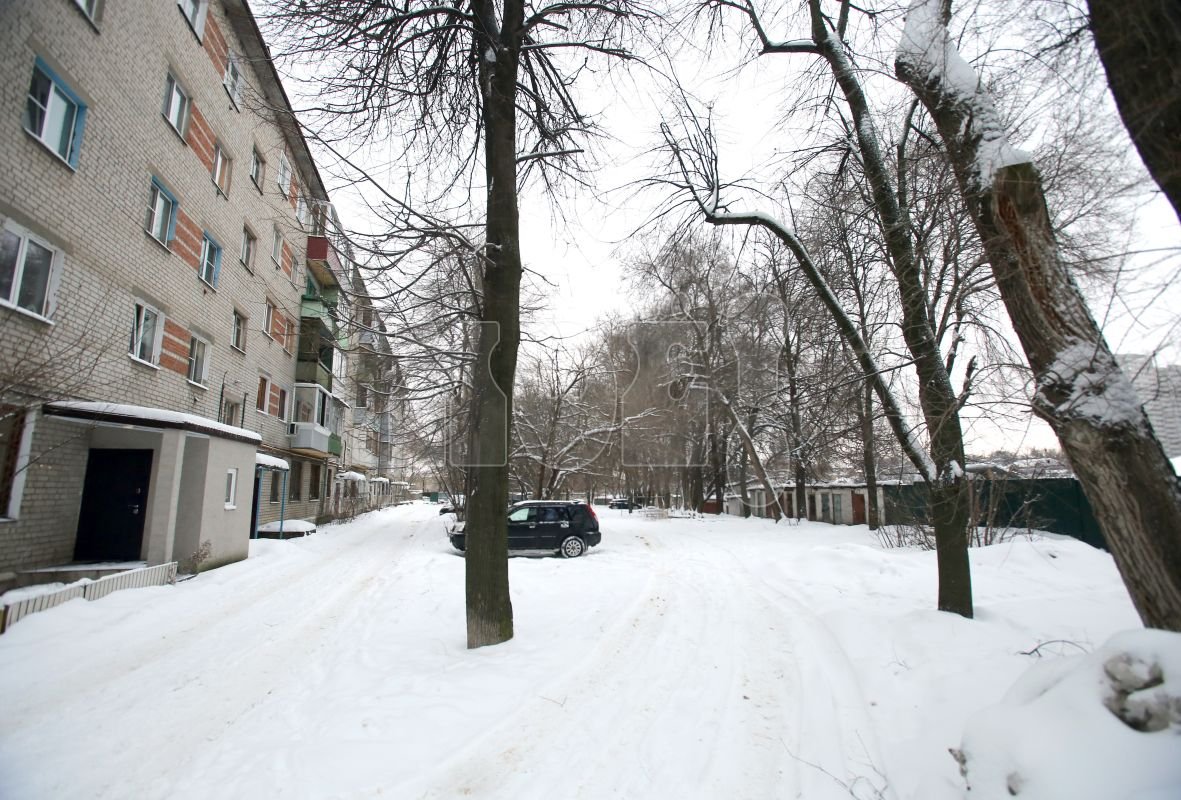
(955, 629), (1181, 799)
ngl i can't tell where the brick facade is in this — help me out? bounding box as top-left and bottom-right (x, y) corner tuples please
(0, 0), (348, 582)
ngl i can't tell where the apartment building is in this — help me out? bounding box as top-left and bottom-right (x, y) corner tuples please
(0, 0), (376, 588)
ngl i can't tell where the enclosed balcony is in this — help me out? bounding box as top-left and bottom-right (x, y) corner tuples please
(288, 383), (346, 458)
(296, 314), (335, 392)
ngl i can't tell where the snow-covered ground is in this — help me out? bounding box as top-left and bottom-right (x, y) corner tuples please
(1, 503), (1177, 799)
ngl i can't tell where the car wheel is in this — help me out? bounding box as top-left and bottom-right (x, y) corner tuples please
(560, 535), (586, 558)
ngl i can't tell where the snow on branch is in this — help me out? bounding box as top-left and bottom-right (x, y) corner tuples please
(895, 0), (1030, 190)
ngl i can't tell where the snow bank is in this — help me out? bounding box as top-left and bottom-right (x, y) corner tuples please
(955, 629), (1181, 799)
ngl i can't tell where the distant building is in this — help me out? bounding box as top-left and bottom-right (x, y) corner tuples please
(1120, 354), (1181, 457)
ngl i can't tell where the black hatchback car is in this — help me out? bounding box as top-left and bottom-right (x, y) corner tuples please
(448, 501), (601, 557)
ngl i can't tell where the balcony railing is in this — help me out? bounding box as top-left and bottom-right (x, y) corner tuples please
(289, 422), (332, 455)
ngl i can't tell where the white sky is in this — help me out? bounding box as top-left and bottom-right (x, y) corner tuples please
(266, 5), (1181, 456)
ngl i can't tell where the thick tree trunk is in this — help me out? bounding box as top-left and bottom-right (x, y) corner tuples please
(898, 0), (1181, 630)
(1088, 0), (1181, 224)
(465, 2), (524, 649)
(809, 0), (972, 616)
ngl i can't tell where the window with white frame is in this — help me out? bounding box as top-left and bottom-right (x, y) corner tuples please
(296, 194), (310, 227)
(0, 221), (59, 318)
(231, 309), (246, 351)
(276, 153), (291, 196)
(146, 178), (177, 245)
(271, 226), (283, 266)
(250, 147), (264, 189)
(223, 53), (243, 106)
(0, 409), (30, 519)
(23, 59), (87, 167)
(161, 73), (189, 135)
(256, 373), (271, 412)
(177, 0), (207, 37)
(239, 227), (254, 270)
(129, 301), (162, 364)
(221, 398), (241, 426)
(212, 143), (231, 194)
(224, 467), (238, 508)
(187, 335), (209, 384)
(198, 233), (221, 287)
(264, 299), (275, 339)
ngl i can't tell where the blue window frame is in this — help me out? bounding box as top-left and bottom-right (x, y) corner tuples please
(22, 58), (87, 168)
(146, 178), (179, 245)
(199, 232), (222, 287)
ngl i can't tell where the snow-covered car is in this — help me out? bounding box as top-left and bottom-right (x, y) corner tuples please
(448, 501), (601, 557)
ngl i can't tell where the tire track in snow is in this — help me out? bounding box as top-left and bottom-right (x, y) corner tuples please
(0, 507), (439, 800)
(407, 533), (828, 800)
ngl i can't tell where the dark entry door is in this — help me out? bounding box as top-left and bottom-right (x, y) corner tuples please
(74, 449), (154, 561)
(852, 492), (866, 525)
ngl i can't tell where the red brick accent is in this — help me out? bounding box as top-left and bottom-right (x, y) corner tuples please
(281, 241), (293, 277)
(203, 13), (229, 77)
(186, 105), (217, 173)
(173, 209), (203, 271)
(161, 319), (190, 376)
(268, 383), (283, 417)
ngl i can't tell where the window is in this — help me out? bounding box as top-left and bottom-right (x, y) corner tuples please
(239, 227), (255, 269)
(269, 471), (280, 503)
(250, 148), (264, 189)
(355, 382), (368, 409)
(212, 143), (231, 194)
(223, 53), (243, 106)
(129, 302), (162, 364)
(276, 386), (289, 421)
(23, 59), (87, 167)
(221, 399), (241, 426)
(145, 179), (178, 245)
(231, 310), (246, 351)
(289, 461), (302, 501)
(309, 463), (321, 500)
(224, 468), (238, 508)
(177, 0), (207, 37)
(161, 73), (189, 135)
(264, 299), (275, 339)
(256, 374), (271, 412)
(186, 335), (209, 385)
(74, 0), (101, 22)
(271, 226), (283, 266)
(1, 409), (29, 519)
(0, 222), (58, 318)
(296, 194), (310, 227)
(276, 153), (291, 196)
(199, 234), (221, 287)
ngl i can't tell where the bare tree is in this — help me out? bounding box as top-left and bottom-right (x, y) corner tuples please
(895, 0), (1181, 630)
(269, 0), (644, 647)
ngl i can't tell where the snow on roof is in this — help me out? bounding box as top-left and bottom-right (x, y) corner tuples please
(47, 401), (262, 443)
(256, 519), (316, 533)
(370, 477), (389, 483)
(255, 453), (290, 471)
(1170, 456), (1181, 474)
(338, 471), (366, 481)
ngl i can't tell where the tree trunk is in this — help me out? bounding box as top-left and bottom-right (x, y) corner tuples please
(809, 0), (972, 616)
(1088, 0), (1181, 224)
(897, 0), (1181, 630)
(861, 381), (881, 530)
(465, 2), (524, 649)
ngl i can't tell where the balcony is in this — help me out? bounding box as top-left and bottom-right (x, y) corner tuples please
(288, 422), (332, 457)
(296, 314), (335, 393)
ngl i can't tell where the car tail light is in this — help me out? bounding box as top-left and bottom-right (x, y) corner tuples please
(586, 504), (598, 521)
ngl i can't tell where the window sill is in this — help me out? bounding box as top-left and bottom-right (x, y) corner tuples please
(224, 503), (237, 511)
(162, 116), (189, 145)
(230, 344), (246, 356)
(251, 177), (263, 195)
(128, 354), (160, 370)
(198, 277), (217, 292)
(24, 129), (78, 172)
(145, 230), (173, 254)
(187, 380), (207, 391)
(0, 299), (55, 327)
